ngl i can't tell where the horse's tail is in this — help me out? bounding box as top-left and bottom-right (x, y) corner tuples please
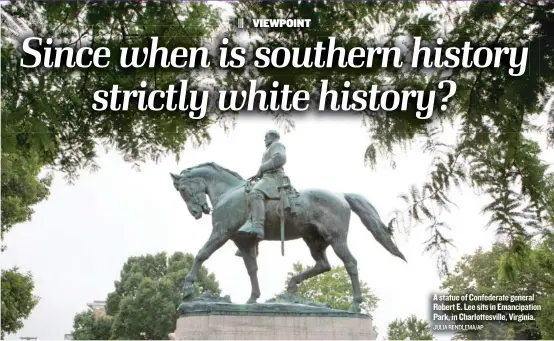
(344, 193), (407, 262)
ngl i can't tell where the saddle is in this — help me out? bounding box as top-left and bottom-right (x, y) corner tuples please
(245, 176), (300, 216)
(277, 176), (300, 216)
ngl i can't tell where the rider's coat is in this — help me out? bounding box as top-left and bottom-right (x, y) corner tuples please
(252, 141), (286, 199)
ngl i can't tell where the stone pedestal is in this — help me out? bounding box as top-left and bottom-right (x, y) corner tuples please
(170, 292), (377, 340)
(171, 312), (376, 340)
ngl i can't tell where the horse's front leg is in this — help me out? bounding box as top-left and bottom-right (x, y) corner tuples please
(183, 229), (229, 299)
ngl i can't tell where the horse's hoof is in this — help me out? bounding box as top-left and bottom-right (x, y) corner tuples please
(246, 297), (258, 304)
(235, 249), (243, 257)
(286, 284), (298, 294)
(183, 283), (195, 300)
(348, 304), (361, 313)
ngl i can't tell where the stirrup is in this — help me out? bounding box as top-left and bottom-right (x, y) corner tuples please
(237, 221), (264, 240)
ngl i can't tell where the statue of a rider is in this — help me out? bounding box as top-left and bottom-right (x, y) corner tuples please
(236, 130), (287, 242)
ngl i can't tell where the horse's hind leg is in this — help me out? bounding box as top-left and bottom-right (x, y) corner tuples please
(287, 235), (331, 293)
(235, 241), (260, 304)
(330, 238), (363, 313)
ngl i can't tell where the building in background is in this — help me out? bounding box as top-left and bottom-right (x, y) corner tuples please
(87, 300), (107, 318)
(63, 300), (107, 339)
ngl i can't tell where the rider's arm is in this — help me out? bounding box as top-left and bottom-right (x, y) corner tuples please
(259, 153), (286, 172)
(258, 145), (286, 173)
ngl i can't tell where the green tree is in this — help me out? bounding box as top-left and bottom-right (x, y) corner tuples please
(232, 1), (554, 272)
(2, 2), (219, 332)
(536, 296), (554, 340)
(386, 315), (434, 340)
(1, 151), (52, 251)
(70, 252), (220, 340)
(0, 268), (39, 339)
(1, 0), (220, 218)
(71, 311), (112, 340)
(499, 235), (554, 340)
(0, 86), (50, 338)
(280, 262), (379, 313)
(440, 237), (554, 340)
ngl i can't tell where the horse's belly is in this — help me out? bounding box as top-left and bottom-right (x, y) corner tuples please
(264, 200), (305, 241)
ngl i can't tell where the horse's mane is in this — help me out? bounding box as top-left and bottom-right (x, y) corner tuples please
(180, 162), (245, 181)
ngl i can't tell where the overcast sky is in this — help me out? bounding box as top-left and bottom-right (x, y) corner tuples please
(5, 113), (552, 340)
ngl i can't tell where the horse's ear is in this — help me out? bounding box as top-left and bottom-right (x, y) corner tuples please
(170, 173), (181, 181)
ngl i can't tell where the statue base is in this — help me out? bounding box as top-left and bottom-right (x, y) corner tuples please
(169, 292), (377, 340)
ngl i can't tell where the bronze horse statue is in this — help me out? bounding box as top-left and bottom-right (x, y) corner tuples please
(171, 162), (406, 313)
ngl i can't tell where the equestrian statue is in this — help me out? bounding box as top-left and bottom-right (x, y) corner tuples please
(170, 130), (406, 313)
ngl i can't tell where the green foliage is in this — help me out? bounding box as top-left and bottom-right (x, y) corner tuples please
(382, 1), (554, 274)
(1, 46), (53, 251)
(2, 1), (220, 180)
(2, 3), (220, 323)
(386, 314), (434, 340)
(0, 150), (52, 251)
(71, 311), (112, 340)
(536, 295), (554, 340)
(70, 252), (220, 340)
(388, 1), (554, 274)
(1, 268), (40, 339)
(441, 238), (554, 340)
(499, 235), (554, 340)
(281, 262), (379, 313)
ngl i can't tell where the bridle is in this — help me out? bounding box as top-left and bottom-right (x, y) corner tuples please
(180, 179), (211, 214)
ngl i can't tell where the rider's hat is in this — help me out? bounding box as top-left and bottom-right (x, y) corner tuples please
(265, 130), (280, 139)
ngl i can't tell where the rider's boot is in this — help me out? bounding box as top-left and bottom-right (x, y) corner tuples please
(237, 191), (265, 240)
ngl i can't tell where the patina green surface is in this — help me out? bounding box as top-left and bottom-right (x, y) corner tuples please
(266, 292), (330, 308)
(235, 130), (288, 241)
(178, 291), (370, 318)
(171, 130), (407, 313)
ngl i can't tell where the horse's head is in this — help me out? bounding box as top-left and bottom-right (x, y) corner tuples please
(170, 172), (211, 220)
